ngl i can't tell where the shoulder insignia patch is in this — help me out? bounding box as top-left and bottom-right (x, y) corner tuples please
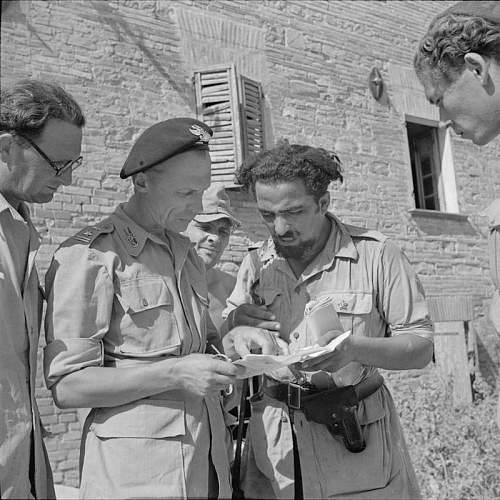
(70, 221), (114, 246)
(124, 226), (139, 248)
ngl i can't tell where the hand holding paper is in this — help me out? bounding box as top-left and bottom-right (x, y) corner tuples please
(297, 329), (355, 372)
(233, 330), (351, 378)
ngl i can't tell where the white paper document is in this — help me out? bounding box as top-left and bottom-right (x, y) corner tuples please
(233, 330), (351, 379)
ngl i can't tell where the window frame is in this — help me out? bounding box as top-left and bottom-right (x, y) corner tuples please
(405, 115), (459, 214)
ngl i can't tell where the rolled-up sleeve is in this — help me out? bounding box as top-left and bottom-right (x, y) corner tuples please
(44, 244), (114, 388)
(220, 253), (258, 335)
(222, 253), (257, 316)
(377, 240), (433, 341)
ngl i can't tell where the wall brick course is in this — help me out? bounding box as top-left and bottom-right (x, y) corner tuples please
(59, 440), (82, 450)
(58, 414), (77, 423)
(52, 472), (64, 483)
(47, 423), (68, 435)
(41, 415), (59, 426)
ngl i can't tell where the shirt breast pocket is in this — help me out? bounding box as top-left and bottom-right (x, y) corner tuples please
(116, 277), (181, 355)
(323, 291), (373, 334)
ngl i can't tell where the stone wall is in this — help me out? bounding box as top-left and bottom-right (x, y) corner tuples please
(2, 0), (499, 486)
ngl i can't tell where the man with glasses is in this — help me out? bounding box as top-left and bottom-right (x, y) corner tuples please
(0, 79), (85, 499)
(14, 132), (83, 178)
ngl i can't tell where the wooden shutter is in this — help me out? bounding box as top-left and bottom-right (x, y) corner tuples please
(240, 76), (264, 159)
(194, 65), (243, 184)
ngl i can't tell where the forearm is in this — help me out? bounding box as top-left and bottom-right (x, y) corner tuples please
(51, 359), (183, 409)
(349, 334), (433, 370)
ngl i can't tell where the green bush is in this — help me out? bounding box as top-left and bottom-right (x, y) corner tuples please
(394, 372), (500, 499)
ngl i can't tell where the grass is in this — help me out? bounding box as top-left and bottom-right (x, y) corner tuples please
(392, 370), (500, 499)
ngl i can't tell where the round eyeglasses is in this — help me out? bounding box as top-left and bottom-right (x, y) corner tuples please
(15, 132), (83, 177)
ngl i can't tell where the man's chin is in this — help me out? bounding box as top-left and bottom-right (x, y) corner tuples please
(474, 129), (500, 146)
(274, 241), (307, 260)
(33, 192), (55, 203)
(198, 250), (217, 268)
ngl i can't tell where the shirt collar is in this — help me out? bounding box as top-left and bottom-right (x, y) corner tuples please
(0, 193), (41, 252)
(301, 213), (358, 280)
(111, 204), (193, 262)
(328, 212), (358, 260)
(0, 192), (30, 223)
(112, 204), (169, 257)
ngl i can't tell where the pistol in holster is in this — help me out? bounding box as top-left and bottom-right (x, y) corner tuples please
(299, 384), (366, 453)
(326, 398), (366, 453)
(289, 373), (384, 453)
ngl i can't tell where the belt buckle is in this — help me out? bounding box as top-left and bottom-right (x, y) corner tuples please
(287, 382), (302, 410)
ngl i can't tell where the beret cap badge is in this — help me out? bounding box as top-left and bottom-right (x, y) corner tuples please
(189, 124), (211, 144)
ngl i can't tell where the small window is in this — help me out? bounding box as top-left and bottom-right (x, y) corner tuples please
(194, 65), (264, 186)
(406, 121), (442, 210)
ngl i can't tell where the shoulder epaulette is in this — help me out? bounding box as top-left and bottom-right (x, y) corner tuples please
(342, 223), (388, 243)
(69, 221), (114, 246)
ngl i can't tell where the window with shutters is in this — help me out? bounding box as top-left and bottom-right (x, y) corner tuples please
(194, 65), (264, 186)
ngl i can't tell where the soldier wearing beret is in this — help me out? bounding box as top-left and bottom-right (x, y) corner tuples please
(414, 1), (500, 428)
(43, 117), (277, 499)
(184, 184), (240, 330)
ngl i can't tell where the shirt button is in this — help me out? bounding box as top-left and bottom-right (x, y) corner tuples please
(293, 331), (299, 339)
(281, 416), (288, 423)
(142, 298), (148, 307)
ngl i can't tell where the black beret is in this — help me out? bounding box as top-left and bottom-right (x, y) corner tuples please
(120, 117), (213, 179)
(438, 1), (500, 26)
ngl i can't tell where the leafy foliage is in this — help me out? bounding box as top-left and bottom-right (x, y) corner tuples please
(393, 371), (500, 499)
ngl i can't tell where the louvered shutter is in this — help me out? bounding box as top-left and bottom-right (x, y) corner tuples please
(194, 65), (243, 184)
(240, 76), (264, 159)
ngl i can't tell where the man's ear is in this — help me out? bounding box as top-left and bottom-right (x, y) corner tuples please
(0, 133), (15, 164)
(464, 52), (491, 86)
(132, 171), (148, 193)
(319, 192), (330, 214)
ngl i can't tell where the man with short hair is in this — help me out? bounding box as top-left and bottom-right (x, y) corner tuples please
(184, 184), (240, 330)
(0, 79), (85, 499)
(222, 142), (434, 499)
(43, 118), (275, 499)
(414, 1), (500, 146)
(414, 0), (500, 428)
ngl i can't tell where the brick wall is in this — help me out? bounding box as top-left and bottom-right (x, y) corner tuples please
(2, 0), (500, 486)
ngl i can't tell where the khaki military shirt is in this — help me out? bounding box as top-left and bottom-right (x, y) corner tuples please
(0, 194), (54, 500)
(207, 267), (237, 331)
(224, 213), (433, 499)
(44, 205), (231, 499)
